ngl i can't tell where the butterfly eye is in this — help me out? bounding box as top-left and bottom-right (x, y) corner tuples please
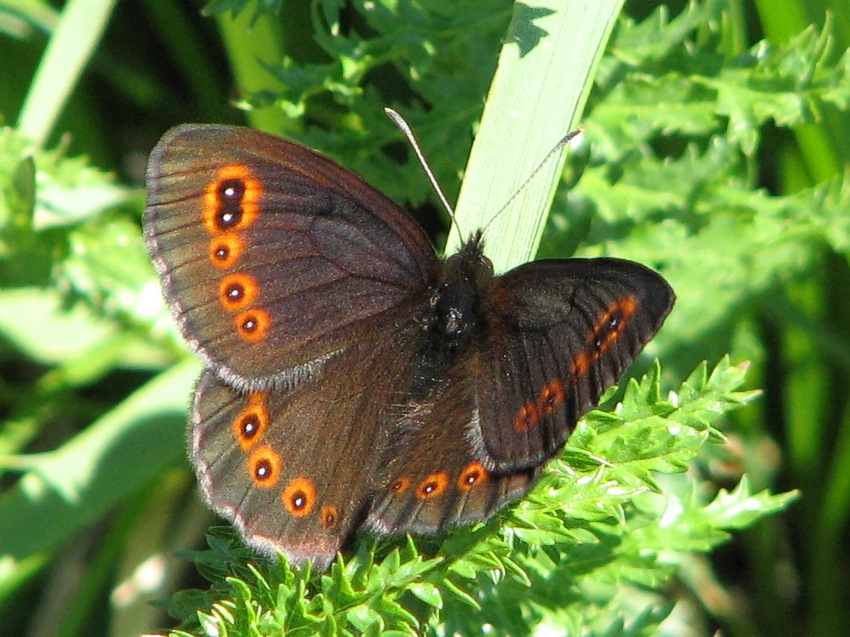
(444, 308), (463, 335)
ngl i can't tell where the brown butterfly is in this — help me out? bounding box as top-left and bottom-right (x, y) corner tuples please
(144, 124), (674, 568)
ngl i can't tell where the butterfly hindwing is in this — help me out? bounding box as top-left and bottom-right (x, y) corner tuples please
(366, 367), (538, 535)
(191, 305), (427, 568)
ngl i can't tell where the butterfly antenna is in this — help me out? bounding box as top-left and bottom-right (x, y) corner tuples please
(384, 108), (456, 219)
(482, 127), (584, 235)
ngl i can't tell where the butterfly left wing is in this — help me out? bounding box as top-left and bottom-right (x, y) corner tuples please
(471, 258), (675, 473)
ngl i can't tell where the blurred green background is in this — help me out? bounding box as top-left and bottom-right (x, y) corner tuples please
(1, 0), (849, 635)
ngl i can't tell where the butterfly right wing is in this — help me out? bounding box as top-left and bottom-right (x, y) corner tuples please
(363, 254), (670, 535)
(472, 258), (675, 473)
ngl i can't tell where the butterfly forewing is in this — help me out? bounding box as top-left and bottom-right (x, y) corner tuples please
(473, 258), (675, 472)
(145, 125), (440, 389)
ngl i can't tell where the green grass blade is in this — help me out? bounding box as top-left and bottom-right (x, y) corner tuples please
(214, 7), (290, 134)
(447, 0), (625, 270)
(0, 360), (197, 566)
(0, 0), (59, 35)
(16, 0), (118, 146)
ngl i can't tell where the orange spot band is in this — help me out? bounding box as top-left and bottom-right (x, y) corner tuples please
(573, 296), (639, 375)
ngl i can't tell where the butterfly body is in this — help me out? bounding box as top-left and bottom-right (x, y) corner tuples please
(145, 124), (674, 568)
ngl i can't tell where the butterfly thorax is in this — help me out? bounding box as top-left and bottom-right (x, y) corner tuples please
(429, 233), (494, 351)
(405, 234), (494, 399)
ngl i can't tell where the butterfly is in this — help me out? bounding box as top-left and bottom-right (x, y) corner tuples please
(144, 123), (674, 569)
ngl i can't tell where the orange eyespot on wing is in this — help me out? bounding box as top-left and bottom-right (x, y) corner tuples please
(391, 476), (412, 494)
(235, 309), (271, 342)
(219, 273), (259, 311)
(231, 393), (269, 451)
(514, 402), (540, 433)
(320, 504), (341, 529)
(415, 472), (449, 500)
(203, 165), (262, 234)
(208, 232), (244, 269)
(282, 477), (317, 517)
(247, 446), (281, 488)
(457, 462), (489, 491)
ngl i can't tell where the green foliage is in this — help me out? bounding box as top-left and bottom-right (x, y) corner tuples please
(553, 3), (850, 375)
(0, 0), (846, 635)
(240, 0), (516, 211)
(163, 359), (794, 637)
